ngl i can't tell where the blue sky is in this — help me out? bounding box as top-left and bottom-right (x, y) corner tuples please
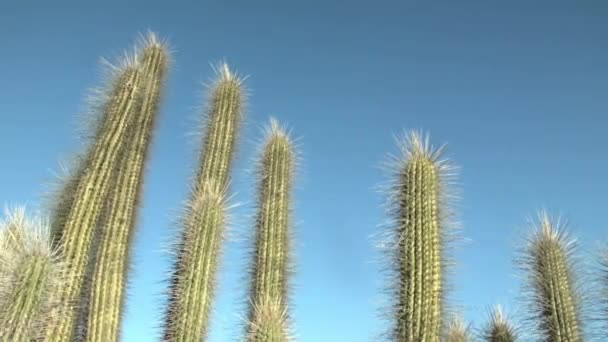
(1, 1), (606, 340)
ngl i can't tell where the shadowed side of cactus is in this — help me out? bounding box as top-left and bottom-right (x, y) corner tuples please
(481, 306), (517, 342)
(84, 33), (169, 342)
(384, 131), (454, 342)
(0, 208), (64, 342)
(162, 64), (244, 341)
(445, 316), (471, 342)
(44, 55), (145, 341)
(522, 212), (582, 342)
(246, 121), (295, 342)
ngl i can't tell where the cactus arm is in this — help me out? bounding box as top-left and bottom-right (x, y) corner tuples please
(84, 35), (168, 342)
(246, 121), (294, 342)
(44, 61), (144, 341)
(161, 64), (243, 341)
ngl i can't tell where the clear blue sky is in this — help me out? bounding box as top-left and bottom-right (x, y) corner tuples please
(1, 1), (606, 341)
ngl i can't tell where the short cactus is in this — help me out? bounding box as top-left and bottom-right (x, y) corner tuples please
(385, 131), (453, 341)
(45, 54), (145, 341)
(84, 33), (169, 342)
(481, 306), (517, 342)
(0, 208), (64, 342)
(444, 316), (471, 342)
(521, 212), (582, 341)
(162, 64), (244, 341)
(246, 121), (295, 342)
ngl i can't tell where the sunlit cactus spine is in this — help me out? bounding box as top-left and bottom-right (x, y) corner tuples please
(162, 64), (244, 341)
(0, 208), (64, 342)
(385, 131), (453, 342)
(246, 121), (295, 342)
(481, 306), (517, 342)
(44, 53), (145, 341)
(84, 33), (169, 342)
(444, 316), (471, 342)
(522, 212), (582, 342)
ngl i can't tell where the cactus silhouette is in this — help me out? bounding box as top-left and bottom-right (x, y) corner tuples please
(385, 131), (453, 342)
(162, 64), (244, 341)
(83, 33), (169, 342)
(522, 212), (582, 342)
(445, 316), (471, 342)
(0, 208), (64, 342)
(246, 121), (295, 342)
(481, 306), (517, 342)
(44, 53), (145, 341)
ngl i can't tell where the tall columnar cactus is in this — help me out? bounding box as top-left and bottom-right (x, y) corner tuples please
(481, 306), (517, 342)
(444, 317), (471, 342)
(0, 208), (64, 342)
(522, 212), (582, 342)
(385, 131), (453, 341)
(162, 64), (244, 341)
(246, 121), (295, 342)
(84, 33), (169, 342)
(45, 54), (145, 341)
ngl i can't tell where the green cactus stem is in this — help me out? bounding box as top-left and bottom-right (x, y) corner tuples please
(0, 208), (64, 342)
(84, 33), (169, 342)
(162, 63), (244, 341)
(246, 121), (295, 342)
(522, 211), (582, 342)
(481, 306), (517, 342)
(44, 55), (144, 341)
(386, 131), (453, 342)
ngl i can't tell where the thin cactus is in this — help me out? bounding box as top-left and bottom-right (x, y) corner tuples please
(444, 316), (471, 342)
(162, 63), (244, 341)
(84, 33), (169, 342)
(481, 306), (517, 342)
(0, 208), (64, 342)
(246, 121), (295, 342)
(44, 53), (145, 341)
(384, 131), (454, 342)
(521, 211), (582, 342)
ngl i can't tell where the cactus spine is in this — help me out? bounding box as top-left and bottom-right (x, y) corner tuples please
(481, 306), (517, 342)
(162, 64), (243, 341)
(0, 208), (63, 342)
(523, 212), (582, 341)
(84, 34), (168, 341)
(386, 131), (452, 341)
(44, 55), (145, 341)
(246, 121), (295, 342)
(444, 317), (471, 342)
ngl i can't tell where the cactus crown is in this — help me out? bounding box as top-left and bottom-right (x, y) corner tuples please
(521, 211), (583, 341)
(481, 306), (518, 342)
(445, 316), (471, 342)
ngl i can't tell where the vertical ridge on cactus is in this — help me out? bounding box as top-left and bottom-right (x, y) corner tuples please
(245, 120), (295, 342)
(84, 32), (169, 342)
(384, 131), (454, 342)
(44, 55), (145, 341)
(0, 208), (64, 342)
(522, 211), (582, 342)
(162, 63), (244, 341)
(481, 306), (517, 342)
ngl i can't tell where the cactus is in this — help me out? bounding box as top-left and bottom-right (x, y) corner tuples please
(522, 212), (582, 341)
(444, 316), (471, 342)
(246, 121), (295, 342)
(84, 33), (169, 341)
(0, 208), (64, 342)
(384, 131), (453, 341)
(44, 53), (145, 341)
(162, 64), (244, 341)
(481, 306), (517, 342)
